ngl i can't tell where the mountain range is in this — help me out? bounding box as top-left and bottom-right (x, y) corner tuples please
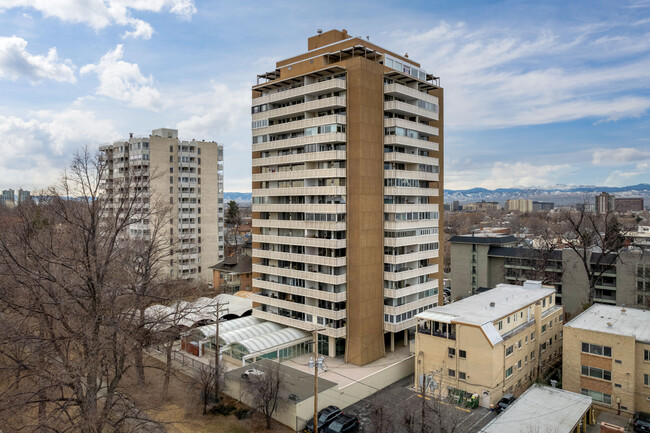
(225, 184), (650, 207)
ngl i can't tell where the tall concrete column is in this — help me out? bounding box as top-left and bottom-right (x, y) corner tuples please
(328, 336), (336, 358)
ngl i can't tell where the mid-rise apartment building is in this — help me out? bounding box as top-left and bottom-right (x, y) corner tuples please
(100, 128), (224, 282)
(250, 29), (443, 365)
(595, 192), (615, 214)
(450, 234), (650, 318)
(505, 199), (533, 213)
(563, 304), (650, 415)
(414, 281), (564, 408)
(1, 189), (14, 206)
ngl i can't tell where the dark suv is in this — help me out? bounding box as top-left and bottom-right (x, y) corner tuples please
(323, 413), (359, 433)
(495, 393), (516, 414)
(305, 405), (341, 432)
(633, 411), (650, 432)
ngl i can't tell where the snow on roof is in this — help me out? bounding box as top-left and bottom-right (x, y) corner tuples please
(479, 385), (592, 433)
(565, 304), (650, 343)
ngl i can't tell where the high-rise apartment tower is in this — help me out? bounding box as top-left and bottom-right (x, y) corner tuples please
(251, 30), (444, 365)
(101, 128), (224, 282)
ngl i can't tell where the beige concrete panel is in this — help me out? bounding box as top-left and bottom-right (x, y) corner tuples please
(344, 56), (385, 366)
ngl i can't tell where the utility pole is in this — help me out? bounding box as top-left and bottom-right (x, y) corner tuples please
(310, 328), (326, 433)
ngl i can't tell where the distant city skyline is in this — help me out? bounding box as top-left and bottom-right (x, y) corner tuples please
(1, 0), (649, 192)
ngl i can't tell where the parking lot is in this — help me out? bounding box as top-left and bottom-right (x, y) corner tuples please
(342, 376), (496, 433)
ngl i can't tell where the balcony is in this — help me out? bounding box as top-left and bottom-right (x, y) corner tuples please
(254, 78), (347, 105)
(384, 264), (439, 281)
(252, 203), (346, 213)
(384, 134), (439, 152)
(253, 219), (346, 231)
(384, 280), (439, 299)
(254, 309), (346, 338)
(252, 150), (347, 167)
(253, 264), (346, 285)
(384, 169), (439, 182)
(253, 96), (346, 122)
(384, 234), (439, 248)
(417, 327), (456, 340)
(384, 100), (438, 121)
(253, 233), (346, 249)
(384, 83), (439, 106)
(384, 187), (439, 197)
(384, 219), (440, 230)
(250, 293), (346, 321)
(254, 249), (346, 267)
(252, 186), (346, 197)
(384, 249), (439, 265)
(255, 114), (346, 136)
(253, 168), (346, 182)
(384, 151), (439, 166)
(253, 132), (346, 152)
(384, 118), (438, 137)
(253, 279), (346, 303)
(384, 203), (439, 213)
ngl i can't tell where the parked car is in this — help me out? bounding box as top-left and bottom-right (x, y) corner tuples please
(323, 413), (359, 433)
(304, 405), (341, 432)
(240, 368), (264, 379)
(495, 393), (516, 414)
(633, 411), (650, 432)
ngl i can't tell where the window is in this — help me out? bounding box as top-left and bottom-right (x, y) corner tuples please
(506, 367), (513, 378)
(530, 350), (535, 360)
(497, 321), (503, 330)
(459, 350), (467, 359)
(581, 366), (611, 381)
(518, 360), (522, 369)
(517, 340), (522, 349)
(448, 369), (455, 377)
(645, 349), (650, 362)
(542, 324), (547, 333)
(581, 388), (611, 405)
(531, 332), (535, 341)
(645, 374), (649, 387)
(506, 345), (514, 357)
(448, 348), (455, 357)
(581, 343), (612, 357)
(459, 372), (466, 380)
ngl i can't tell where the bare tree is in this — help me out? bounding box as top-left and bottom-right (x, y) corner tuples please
(557, 203), (626, 306)
(195, 360), (220, 415)
(243, 361), (285, 430)
(0, 149), (166, 432)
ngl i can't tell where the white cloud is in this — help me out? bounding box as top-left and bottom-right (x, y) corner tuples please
(0, 36), (75, 83)
(395, 21), (650, 129)
(177, 83), (252, 191)
(592, 147), (650, 165)
(0, 0), (196, 40)
(0, 109), (119, 188)
(80, 45), (162, 110)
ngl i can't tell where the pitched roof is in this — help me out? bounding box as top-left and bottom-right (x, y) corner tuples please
(210, 254), (252, 273)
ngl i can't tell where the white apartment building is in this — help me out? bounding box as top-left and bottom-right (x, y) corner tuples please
(101, 128), (224, 282)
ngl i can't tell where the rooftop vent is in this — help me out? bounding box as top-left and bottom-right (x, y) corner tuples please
(607, 322), (613, 327)
(490, 302), (495, 307)
(317, 29), (323, 34)
(621, 308), (627, 314)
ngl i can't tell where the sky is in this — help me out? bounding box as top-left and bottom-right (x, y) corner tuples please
(0, 0), (649, 193)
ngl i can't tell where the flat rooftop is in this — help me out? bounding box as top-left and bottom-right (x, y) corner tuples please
(416, 282), (555, 327)
(565, 304), (650, 343)
(479, 385), (592, 433)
